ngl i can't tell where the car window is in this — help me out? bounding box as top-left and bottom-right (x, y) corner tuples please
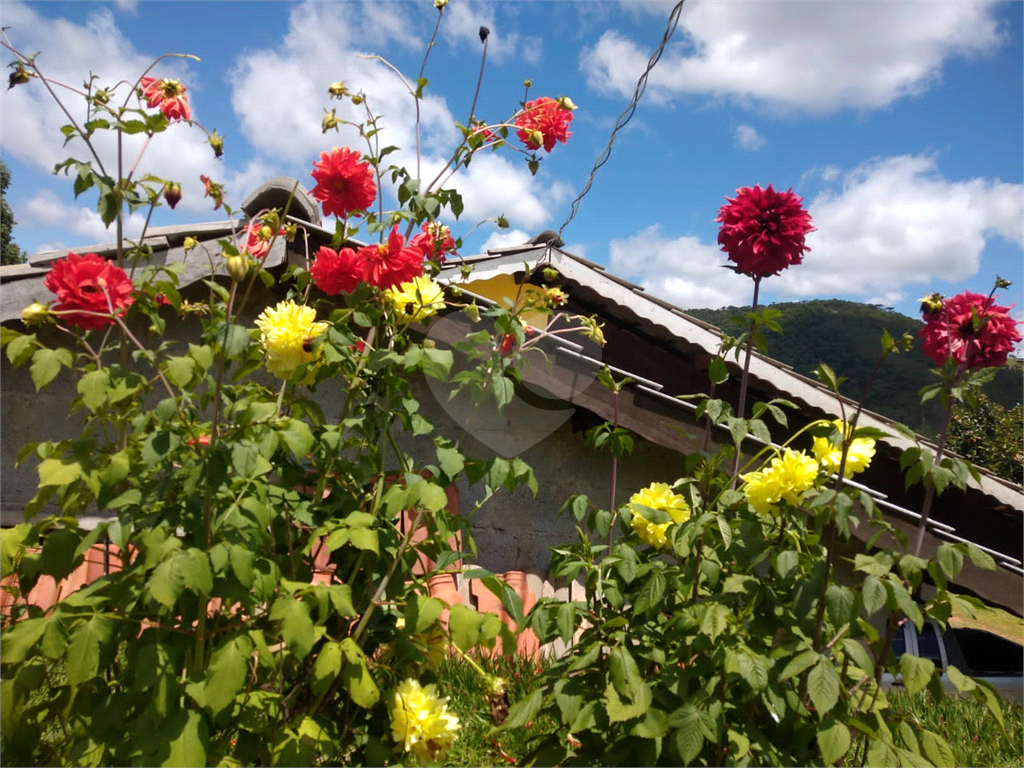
(892, 625), (907, 658)
(915, 623), (944, 668)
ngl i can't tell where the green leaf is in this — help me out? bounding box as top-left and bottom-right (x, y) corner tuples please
(436, 446), (464, 480)
(203, 635), (252, 716)
(806, 659), (841, 717)
(416, 482), (449, 513)
(405, 594), (444, 633)
(605, 681), (651, 724)
(76, 369), (110, 412)
(66, 614), (113, 686)
(279, 419), (315, 460)
(945, 664), (975, 693)
(271, 596), (315, 660)
(708, 356), (728, 385)
(840, 639), (875, 676)
(181, 549), (213, 596)
(556, 602), (576, 643)
(779, 649), (820, 681)
(160, 709), (208, 768)
(899, 653), (935, 697)
(5, 332), (36, 366)
(862, 575), (886, 615)
(920, 729), (955, 768)
(890, 582), (924, 629)
(698, 603), (730, 642)
(633, 571), (666, 617)
(935, 543), (963, 580)
(37, 457), (82, 488)
(312, 641), (342, 697)
(503, 688), (543, 730)
(339, 638), (379, 708)
(817, 720), (851, 765)
(964, 542), (996, 571)
(825, 584), (857, 627)
(30, 347), (71, 391)
(164, 356), (196, 388)
(0, 617), (48, 664)
(493, 375), (515, 408)
(448, 604), (482, 652)
(327, 584), (356, 616)
(149, 554), (186, 609)
(671, 704), (704, 764)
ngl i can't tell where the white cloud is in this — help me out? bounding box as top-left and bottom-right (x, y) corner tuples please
(778, 155), (1024, 297)
(582, 0), (1003, 113)
(608, 156), (1022, 310)
(480, 229), (531, 252)
(608, 224), (752, 309)
(110, 0), (138, 13)
(441, 1), (542, 64)
(733, 124), (765, 150)
(229, 1), (567, 233)
(1, 2), (230, 217)
(19, 190), (145, 247)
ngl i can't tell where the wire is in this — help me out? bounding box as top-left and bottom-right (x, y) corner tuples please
(557, 0), (687, 241)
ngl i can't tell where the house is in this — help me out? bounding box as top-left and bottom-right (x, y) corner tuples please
(2, 177), (1021, 627)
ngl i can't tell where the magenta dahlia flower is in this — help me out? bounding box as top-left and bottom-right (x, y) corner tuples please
(716, 185), (815, 277)
(919, 291), (1021, 370)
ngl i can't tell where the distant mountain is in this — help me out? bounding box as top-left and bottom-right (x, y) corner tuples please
(685, 299), (1023, 438)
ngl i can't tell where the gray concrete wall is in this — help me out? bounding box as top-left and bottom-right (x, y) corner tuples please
(1, 313), (686, 586)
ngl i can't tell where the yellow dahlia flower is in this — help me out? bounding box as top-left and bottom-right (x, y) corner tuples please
(741, 449), (819, 516)
(628, 482), (691, 549)
(384, 275), (445, 325)
(254, 300), (329, 381)
(812, 420), (876, 478)
(391, 678), (460, 762)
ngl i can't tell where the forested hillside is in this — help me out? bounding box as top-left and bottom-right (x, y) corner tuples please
(685, 299), (1023, 438)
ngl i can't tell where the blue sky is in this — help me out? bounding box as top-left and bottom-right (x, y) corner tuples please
(2, 0), (1021, 321)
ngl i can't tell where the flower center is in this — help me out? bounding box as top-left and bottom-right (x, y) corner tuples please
(161, 80), (184, 98)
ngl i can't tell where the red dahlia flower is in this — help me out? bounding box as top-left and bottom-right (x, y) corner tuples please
(243, 222), (285, 260)
(410, 221), (457, 262)
(716, 185), (815, 277)
(43, 253), (135, 331)
(310, 147), (377, 219)
(358, 227), (424, 291)
(514, 97), (573, 153)
(311, 246), (364, 295)
(140, 77), (191, 121)
(919, 291), (1021, 370)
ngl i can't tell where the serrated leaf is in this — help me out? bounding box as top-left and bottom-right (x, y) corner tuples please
(449, 604), (482, 652)
(66, 614), (113, 686)
(37, 457), (82, 488)
(825, 583), (857, 627)
(863, 575), (886, 615)
(899, 653), (935, 697)
(76, 369), (110, 412)
(633, 571), (666, 617)
(671, 704), (705, 763)
(405, 594), (444, 633)
(708, 356), (728, 385)
(31, 347), (71, 391)
(807, 659), (840, 717)
(779, 649), (820, 681)
(964, 542), (996, 571)
(204, 635), (252, 716)
(436, 446), (464, 480)
(279, 419), (315, 460)
(920, 729), (955, 767)
(817, 720), (851, 765)
(503, 688), (543, 729)
(312, 641), (342, 697)
(271, 596), (315, 660)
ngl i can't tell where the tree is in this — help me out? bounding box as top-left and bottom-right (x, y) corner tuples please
(1, 158), (28, 265)
(947, 392), (1023, 485)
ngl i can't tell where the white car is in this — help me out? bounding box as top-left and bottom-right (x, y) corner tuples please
(881, 619), (1023, 704)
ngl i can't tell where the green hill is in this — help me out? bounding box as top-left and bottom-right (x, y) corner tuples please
(685, 299), (1023, 438)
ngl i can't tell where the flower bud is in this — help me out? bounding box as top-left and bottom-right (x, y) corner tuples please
(183, 236), (199, 252)
(523, 79), (533, 89)
(225, 254), (249, 283)
(995, 275), (1012, 290)
(284, 223), (298, 242)
(163, 182), (182, 210)
(485, 675), (508, 697)
(8, 64), (32, 90)
(496, 215), (510, 229)
(918, 292), (944, 320)
(434, 0), (449, 8)
(92, 88), (111, 106)
(327, 81), (348, 98)
(542, 267), (559, 282)
(351, 94), (364, 105)
(258, 225), (273, 241)
(208, 130), (224, 159)
(21, 301), (49, 326)
(322, 109), (341, 133)
(459, 264), (473, 280)
(262, 210), (281, 232)
(464, 304), (481, 323)
(422, 338), (436, 349)
(557, 96), (578, 111)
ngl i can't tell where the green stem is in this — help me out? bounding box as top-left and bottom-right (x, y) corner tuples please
(911, 402), (953, 557)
